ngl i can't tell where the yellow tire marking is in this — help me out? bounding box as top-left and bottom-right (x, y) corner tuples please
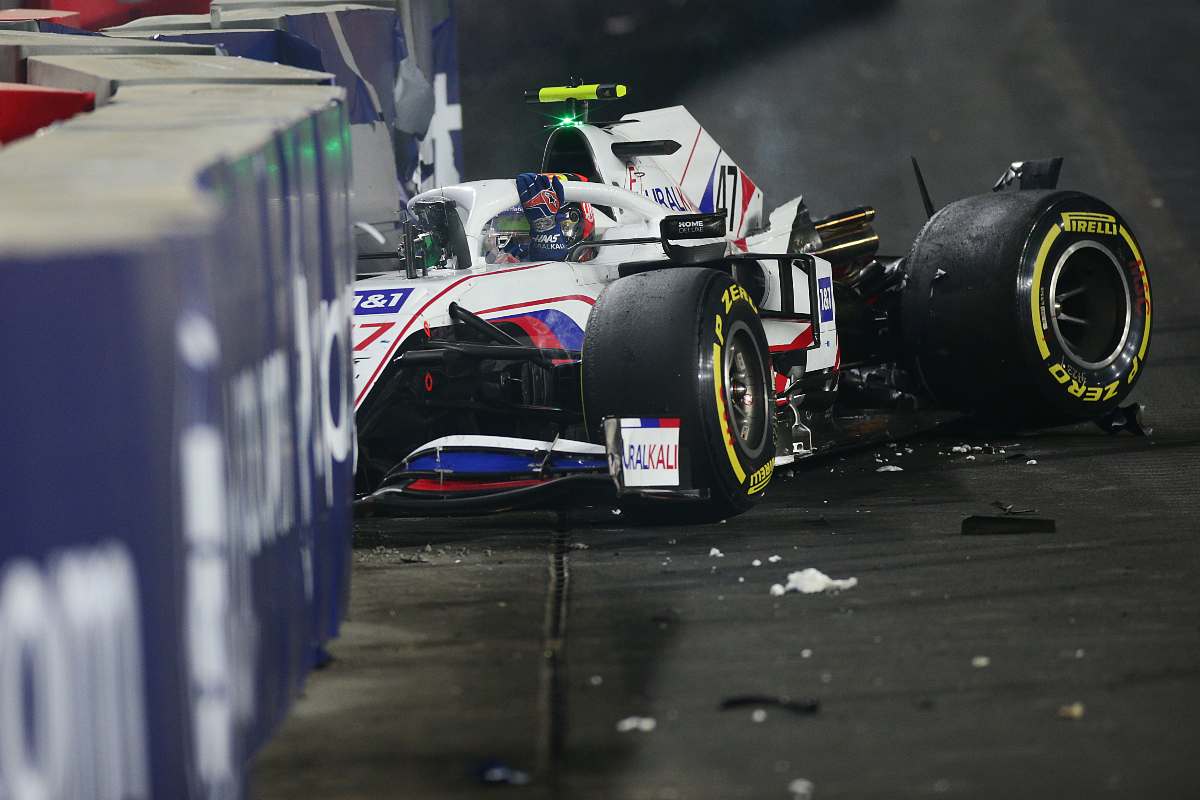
(712, 341), (746, 484)
(748, 460), (772, 494)
(1119, 225), (1152, 362)
(1030, 223), (1062, 360)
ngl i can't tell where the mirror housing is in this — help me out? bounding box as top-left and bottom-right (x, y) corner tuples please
(660, 212), (726, 240)
(660, 213), (728, 264)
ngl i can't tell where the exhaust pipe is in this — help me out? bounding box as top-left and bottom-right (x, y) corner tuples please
(811, 206), (879, 269)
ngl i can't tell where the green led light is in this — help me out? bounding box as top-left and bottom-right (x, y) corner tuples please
(557, 115), (577, 128)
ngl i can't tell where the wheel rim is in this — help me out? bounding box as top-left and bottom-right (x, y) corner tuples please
(1048, 241), (1132, 369)
(722, 324), (768, 454)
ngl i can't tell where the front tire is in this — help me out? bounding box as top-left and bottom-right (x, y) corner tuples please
(901, 190), (1152, 426)
(582, 267), (775, 520)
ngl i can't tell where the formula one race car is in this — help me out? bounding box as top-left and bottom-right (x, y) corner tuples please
(352, 82), (1152, 520)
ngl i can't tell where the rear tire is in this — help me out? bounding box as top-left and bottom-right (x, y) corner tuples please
(583, 267), (774, 520)
(901, 190), (1151, 426)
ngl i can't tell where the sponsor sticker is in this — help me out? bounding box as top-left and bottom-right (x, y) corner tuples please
(817, 276), (834, 323)
(1059, 212), (1117, 236)
(354, 288), (413, 315)
(645, 185), (689, 212)
(618, 418), (681, 487)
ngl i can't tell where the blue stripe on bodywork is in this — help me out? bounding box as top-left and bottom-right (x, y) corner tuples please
(494, 308), (585, 351)
(405, 449), (606, 474)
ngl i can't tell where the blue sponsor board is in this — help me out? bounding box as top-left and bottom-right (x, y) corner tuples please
(0, 3), (441, 794)
(0, 88), (355, 800)
(355, 287), (413, 315)
(0, 237), (204, 800)
(817, 275), (835, 323)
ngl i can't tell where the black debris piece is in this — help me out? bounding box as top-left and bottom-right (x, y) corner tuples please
(962, 515), (1056, 535)
(1095, 402), (1152, 437)
(719, 695), (820, 715)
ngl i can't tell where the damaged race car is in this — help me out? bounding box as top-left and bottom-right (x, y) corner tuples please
(352, 82), (1152, 520)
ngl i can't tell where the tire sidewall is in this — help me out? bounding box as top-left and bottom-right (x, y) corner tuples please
(693, 275), (775, 507)
(1018, 195), (1152, 417)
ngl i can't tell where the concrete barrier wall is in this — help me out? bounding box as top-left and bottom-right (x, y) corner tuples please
(103, 5), (410, 227)
(0, 32), (357, 800)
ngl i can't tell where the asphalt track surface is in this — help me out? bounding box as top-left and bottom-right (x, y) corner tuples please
(253, 2), (1200, 797)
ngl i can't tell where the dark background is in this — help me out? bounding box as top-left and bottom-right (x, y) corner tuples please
(255, 3), (1200, 798)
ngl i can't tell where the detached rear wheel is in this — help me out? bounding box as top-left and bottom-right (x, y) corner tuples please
(901, 190), (1151, 425)
(583, 267), (774, 520)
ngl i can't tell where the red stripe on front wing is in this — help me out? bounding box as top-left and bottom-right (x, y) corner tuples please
(406, 477), (546, 493)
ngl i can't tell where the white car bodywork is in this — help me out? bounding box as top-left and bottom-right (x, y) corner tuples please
(352, 105), (838, 412)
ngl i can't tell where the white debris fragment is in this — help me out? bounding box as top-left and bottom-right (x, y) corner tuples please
(616, 716), (657, 733)
(773, 568), (858, 595)
(788, 777), (815, 800)
(589, 674), (604, 686)
(1075, 648), (1086, 659)
(481, 764), (530, 785)
(1058, 701), (1086, 720)
(768, 555), (782, 563)
(709, 547), (725, 558)
(751, 709), (767, 723)
(738, 576), (745, 583)
(971, 655), (991, 668)
(876, 465), (904, 472)
(770, 584), (786, 597)
(965, 455), (976, 461)
(752, 559), (763, 567)
(801, 648), (813, 658)
(1026, 459), (1038, 465)
(950, 444), (970, 453)
(972, 446), (982, 452)
(568, 542), (590, 550)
